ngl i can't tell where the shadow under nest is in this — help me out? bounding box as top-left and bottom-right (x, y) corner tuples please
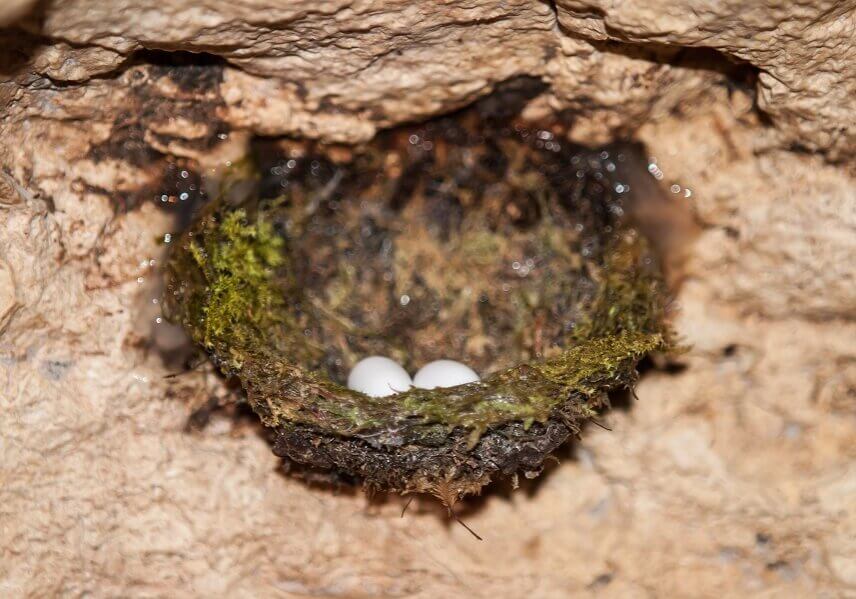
(161, 80), (683, 535)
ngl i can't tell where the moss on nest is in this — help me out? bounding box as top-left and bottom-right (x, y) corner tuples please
(164, 96), (671, 498)
(189, 210), (284, 353)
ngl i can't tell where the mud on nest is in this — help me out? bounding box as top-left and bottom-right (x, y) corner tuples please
(163, 97), (671, 502)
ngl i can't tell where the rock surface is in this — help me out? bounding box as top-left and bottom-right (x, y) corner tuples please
(555, 0), (856, 159)
(6, 0), (854, 154)
(1, 1), (855, 597)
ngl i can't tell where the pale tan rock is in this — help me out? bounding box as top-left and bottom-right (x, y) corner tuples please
(0, 0), (36, 26)
(0, 258), (17, 332)
(637, 94), (856, 320)
(0, 2), (855, 598)
(545, 35), (718, 145)
(6, 0), (850, 156)
(555, 0), (856, 159)
(16, 0), (558, 143)
(30, 44), (126, 82)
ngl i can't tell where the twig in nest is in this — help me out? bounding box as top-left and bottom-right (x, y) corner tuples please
(590, 417), (612, 431)
(431, 480), (483, 541)
(401, 495), (414, 518)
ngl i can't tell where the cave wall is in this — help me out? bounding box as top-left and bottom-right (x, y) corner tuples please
(1, 1), (854, 596)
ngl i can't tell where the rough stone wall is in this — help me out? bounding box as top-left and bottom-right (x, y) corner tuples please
(1, 1), (855, 597)
(8, 0), (855, 153)
(556, 0), (856, 158)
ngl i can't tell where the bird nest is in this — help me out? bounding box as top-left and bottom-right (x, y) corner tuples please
(163, 97), (670, 501)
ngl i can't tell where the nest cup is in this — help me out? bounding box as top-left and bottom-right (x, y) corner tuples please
(164, 107), (669, 499)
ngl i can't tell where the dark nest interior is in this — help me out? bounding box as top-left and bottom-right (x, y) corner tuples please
(163, 84), (671, 503)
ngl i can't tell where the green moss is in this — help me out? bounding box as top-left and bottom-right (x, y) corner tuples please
(166, 202), (666, 440)
(572, 233), (667, 344)
(166, 205), (320, 374)
(162, 119), (672, 495)
(190, 210), (285, 350)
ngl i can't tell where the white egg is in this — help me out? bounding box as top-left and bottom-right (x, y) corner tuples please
(413, 359), (480, 390)
(347, 356), (412, 397)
